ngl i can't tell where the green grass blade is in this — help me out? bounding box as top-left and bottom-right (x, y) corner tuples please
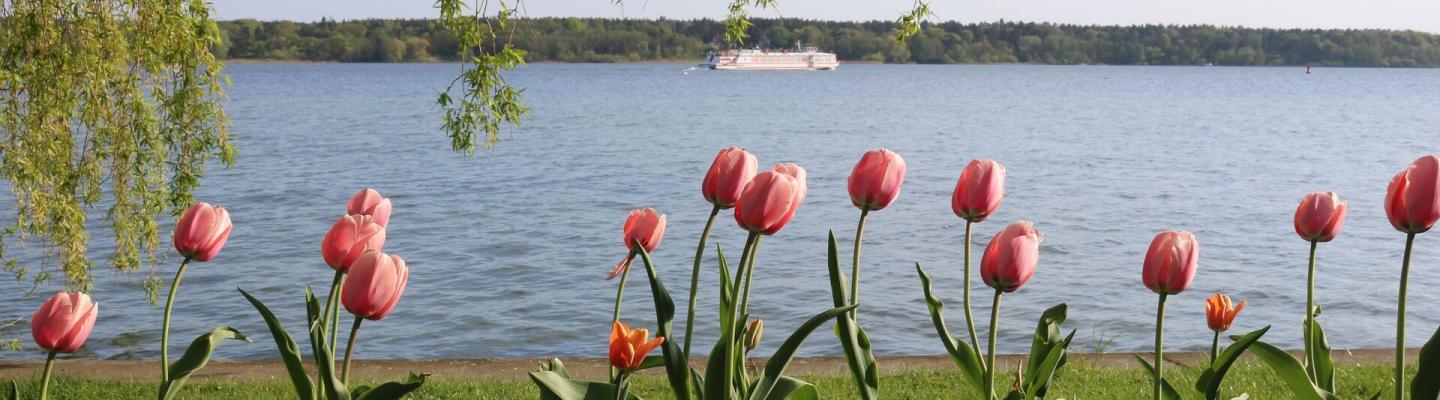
(1411, 324), (1440, 400)
(916, 263), (986, 396)
(825, 231), (879, 400)
(636, 247), (694, 400)
(158, 326), (251, 400)
(239, 288), (316, 400)
(747, 304), (859, 400)
(1195, 326), (1269, 400)
(1246, 340), (1336, 400)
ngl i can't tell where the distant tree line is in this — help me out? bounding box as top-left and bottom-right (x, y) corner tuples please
(215, 17), (1440, 67)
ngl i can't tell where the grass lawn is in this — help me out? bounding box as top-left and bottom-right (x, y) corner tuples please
(8, 360), (1407, 399)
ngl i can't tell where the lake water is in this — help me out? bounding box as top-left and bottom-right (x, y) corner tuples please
(3, 63), (1440, 361)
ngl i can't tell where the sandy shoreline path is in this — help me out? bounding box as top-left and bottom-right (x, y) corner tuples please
(0, 349), (1414, 382)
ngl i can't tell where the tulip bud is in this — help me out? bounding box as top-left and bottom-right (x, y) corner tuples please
(31, 292), (98, 354)
(609, 321), (665, 372)
(1204, 292), (1245, 333)
(980, 221), (1042, 293)
(321, 214), (387, 271)
(1142, 231), (1198, 295)
(347, 188), (393, 228)
(609, 208), (667, 280)
(702, 147), (758, 209)
(1294, 192), (1347, 242)
(342, 250), (409, 320)
(952, 160), (1006, 223)
(847, 149), (907, 211)
(173, 202), (233, 262)
(743, 319), (764, 350)
(1385, 155), (1440, 234)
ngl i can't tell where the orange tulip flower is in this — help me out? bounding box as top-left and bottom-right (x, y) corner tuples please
(1204, 293), (1245, 332)
(609, 321), (665, 372)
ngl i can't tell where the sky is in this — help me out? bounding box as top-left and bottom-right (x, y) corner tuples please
(210, 0), (1440, 33)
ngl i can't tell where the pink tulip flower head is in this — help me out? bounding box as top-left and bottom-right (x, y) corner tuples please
(702, 147), (759, 209)
(342, 250), (409, 320)
(321, 214), (387, 271)
(608, 208), (667, 280)
(1142, 231), (1199, 295)
(1294, 192), (1347, 242)
(31, 292), (98, 353)
(953, 160), (1006, 223)
(980, 221), (1042, 293)
(848, 149), (907, 211)
(347, 188), (392, 228)
(735, 164), (808, 235)
(1385, 155), (1440, 234)
(173, 202), (233, 262)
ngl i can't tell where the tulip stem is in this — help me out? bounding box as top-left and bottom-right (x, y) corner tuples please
(39, 350), (55, 400)
(984, 289), (1002, 400)
(613, 372), (630, 400)
(341, 316), (363, 385)
(321, 270), (347, 356)
(1396, 232), (1416, 400)
(683, 205), (721, 359)
(159, 256), (192, 383)
(739, 235), (764, 320)
(848, 209), (870, 317)
(1305, 239), (1318, 383)
(962, 220), (983, 365)
(611, 250), (637, 381)
(1210, 331), (1219, 367)
(1154, 293), (1168, 400)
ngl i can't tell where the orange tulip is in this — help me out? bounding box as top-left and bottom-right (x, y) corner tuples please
(608, 321), (665, 372)
(1204, 292), (1245, 332)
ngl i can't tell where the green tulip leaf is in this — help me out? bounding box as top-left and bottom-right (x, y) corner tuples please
(1412, 324), (1440, 400)
(158, 326), (251, 400)
(1195, 326), (1269, 400)
(1305, 317), (1336, 393)
(748, 304), (859, 400)
(9, 380), (18, 400)
(540, 358), (571, 378)
(1025, 303), (1071, 398)
(306, 287), (349, 400)
(352, 372), (428, 400)
(1134, 354), (1183, 400)
(1024, 329), (1076, 400)
(825, 231), (879, 400)
(704, 246), (739, 400)
(763, 376), (818, 400)
(690, 367), (705, 398)
(530, 370), (644, 400)
(636, 246), (695, 400)
(240, 288), (318, 400)
(916, 263), (987, 396)
(1246, 340), (1337, 400)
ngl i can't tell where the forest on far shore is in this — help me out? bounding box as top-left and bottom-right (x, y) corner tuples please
(215, 17), (1440, 67)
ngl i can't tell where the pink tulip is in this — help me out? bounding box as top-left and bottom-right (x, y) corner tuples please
(347, 188), (392, 228)
(1142, 231), (1199, 295)
(342, 250), (409, 320)
(172, 202), (233, 262)
(702, 147), (758, 209)
(321, 214), (387, 271)
(1386, 155), (1440, 234)
(848, 149), (907, 211)
(980, 221), (1042, 293)
(1294, 192), (1347, 242)
(953, 160), (1006, 223)
(608, 208), (667, 280)
(30, 292), (98, 353)
(735, 164), (807, 235)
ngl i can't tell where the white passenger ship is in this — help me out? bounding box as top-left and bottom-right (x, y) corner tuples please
(699, 44), (838, 71)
